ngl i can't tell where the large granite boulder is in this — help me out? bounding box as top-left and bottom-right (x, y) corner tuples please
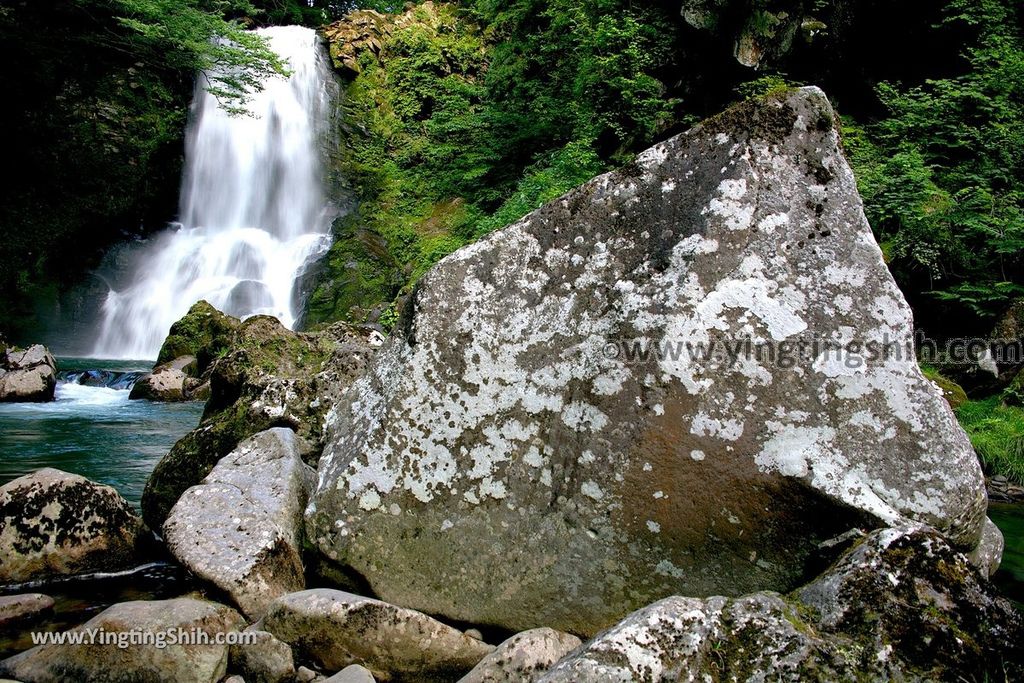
(260, 589), (494, 681)
(0, 468), (145, 583)
(0, 597), (244, 683)
(540, 525), (1023, 681)
(0, 344), (57, 402)
(306, 87), (990, 636)
(164, 428), (316, 619)
(141, 314), (381, 530)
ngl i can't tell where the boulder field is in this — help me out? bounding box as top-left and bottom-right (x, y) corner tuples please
(0, 87), (1020, 682)
(305, 86), (993, 635)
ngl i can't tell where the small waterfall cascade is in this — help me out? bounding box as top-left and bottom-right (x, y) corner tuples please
(92, 26), (336, 359)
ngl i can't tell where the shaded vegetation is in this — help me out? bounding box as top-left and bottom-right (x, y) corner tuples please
(957, 397), (1024, 485)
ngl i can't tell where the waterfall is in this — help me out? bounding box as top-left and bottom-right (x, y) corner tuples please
(92, 26), (336, 360)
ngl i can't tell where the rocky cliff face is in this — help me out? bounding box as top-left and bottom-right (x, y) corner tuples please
(306, 87), (991, 636)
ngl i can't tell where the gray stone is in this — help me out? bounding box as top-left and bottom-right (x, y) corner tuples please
(0, 597), (244, 683)
(0, 345), (56, 403)
(261, 589), (494, 681)
(224, 676), (246, 683)
(129, 355), (194, 401)
(305, 87), (988, 636)
(967, 517), (1004, 577)
(0, 468), (145, 583)
(295, 666), (318, 683)
(0, 594), (54, 629)
(164, 428), (315, 619)
(459, 628), (581, 683)
(230, 629), (295, 683)
(325, 665), (375, 683)
(540, 525), (1023, 681)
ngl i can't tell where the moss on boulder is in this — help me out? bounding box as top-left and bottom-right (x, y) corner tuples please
(141, 309), (380, 531)
(155, 300), (240, 372)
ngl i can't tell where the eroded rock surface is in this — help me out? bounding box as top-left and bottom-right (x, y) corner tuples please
(164, 428), (316, 618)
(540, 525), (1023, 681)
(0, 468), (145, 583)
(0, 597), (244, 683)
(306, 87), (988, 635)
(130, 355), (195, 402)
(261, 588), (494, 681)
(0, 594), (54, 629)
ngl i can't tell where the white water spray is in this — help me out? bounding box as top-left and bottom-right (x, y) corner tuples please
(92, 26), (335, 359)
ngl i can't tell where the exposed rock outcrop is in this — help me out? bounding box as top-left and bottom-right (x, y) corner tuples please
(164, 428), (316, 619)
(0, 597), (244, 683)
(306, 87), (990, 636)
(540, 525), (1023, 681)
(0, 468), (145, 584)
(141, 312), (381, 530)
(0, 344), (57, 402)
(680, 0), (817, 68)
(260, 589), (494, 681)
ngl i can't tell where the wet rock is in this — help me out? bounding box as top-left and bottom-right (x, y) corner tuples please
(0, 344), (57, 403)
(164, 428), (316, 619)
(261, 589), (494, 681)
(0, 597), (244, 683)
(141, 313), (380, 530)
(0, 468), (145, 583)
(541, 525), (1023, 681)
(0, 594), (54, 630)
(459, 628), (581, 683)
(306, 87), (987, 635)
(230, 629), (295, 683)
(130, 355), (195, 402)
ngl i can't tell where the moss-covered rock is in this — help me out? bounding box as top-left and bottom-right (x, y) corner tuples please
(922, 366), (969, 410)
(141, 312), (380, 531)
(297, 216), (405, 329)
(155, 300), (240, 371)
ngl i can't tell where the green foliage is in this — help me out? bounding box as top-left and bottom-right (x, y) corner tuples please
(956, 396), (1024, 484)
(306, 0), (680, 325)
(844, 0), (1024, 318)
(105, 0), (289, 111)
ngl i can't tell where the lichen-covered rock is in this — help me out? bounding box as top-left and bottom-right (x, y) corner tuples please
(0, 344), (57, 402)
(458, 628), (581, 683)
(0, 468), (145, 583)
(130, 355), (195, 402)
(141, 315), (381, 530)
(164, 428), (316, 619)
(0, 597), (244, 683)
(260, 589), (494, 681)
(305, 87), (988, 635)
(540, 525), (1023, 682)
(0, 594), (54, 629)
(229, 629), (296, 683)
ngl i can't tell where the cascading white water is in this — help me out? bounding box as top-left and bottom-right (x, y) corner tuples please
(92, 26), (336, 359)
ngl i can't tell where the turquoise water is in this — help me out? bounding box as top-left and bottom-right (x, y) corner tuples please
(0, 358), (204, 508)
